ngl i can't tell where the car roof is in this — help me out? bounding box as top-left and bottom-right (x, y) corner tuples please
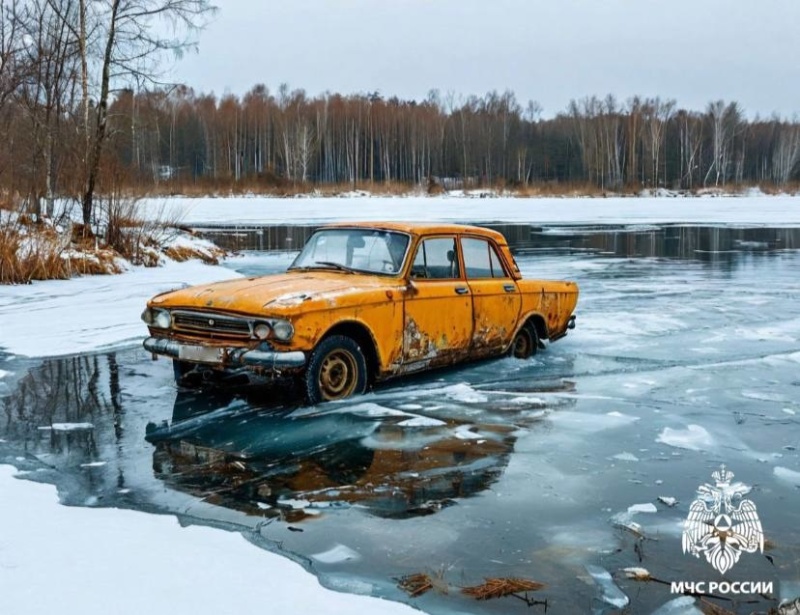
(321, 221), (508, 243)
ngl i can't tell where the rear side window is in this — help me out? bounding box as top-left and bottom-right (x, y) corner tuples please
(462, 237), (508, 279)
(410, 237), (460, 279)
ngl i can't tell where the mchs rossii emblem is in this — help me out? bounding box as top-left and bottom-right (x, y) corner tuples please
(682, 465), (764, 574)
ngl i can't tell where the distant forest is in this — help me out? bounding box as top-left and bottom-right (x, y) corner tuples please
(4, 82), (800, 200)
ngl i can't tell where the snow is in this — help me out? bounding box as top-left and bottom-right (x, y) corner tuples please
(140, 194), (800, 226)
(0, 466), (416, 615)
(0, 259), (241, 358)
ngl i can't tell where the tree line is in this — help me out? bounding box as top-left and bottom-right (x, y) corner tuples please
(2, 4), (799, 218)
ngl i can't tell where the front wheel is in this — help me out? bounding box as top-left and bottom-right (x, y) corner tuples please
(304, 335), (368, 404)
(510, 323), (539, 359)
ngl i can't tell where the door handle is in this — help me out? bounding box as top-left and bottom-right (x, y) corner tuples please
(455, 287), (469, 295)
(503, 284), (516, 293)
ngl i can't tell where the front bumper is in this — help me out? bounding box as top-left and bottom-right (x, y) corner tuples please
(143, 337), (306, 370)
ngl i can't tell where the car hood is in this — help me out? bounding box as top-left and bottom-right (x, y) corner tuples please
(149, 270), (399, 315)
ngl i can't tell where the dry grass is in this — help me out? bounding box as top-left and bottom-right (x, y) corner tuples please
(1, 195), (223, 284)
(461, 577), (545, 600)
(397, 573), (435, 597)
(513, 181), (637, 197)
(757, 181), (800, 195)
(63, 249), (125, 276)
(0, 218), (70, 283)
(396, 570), (450, 598)
(163, 243), (223, 265)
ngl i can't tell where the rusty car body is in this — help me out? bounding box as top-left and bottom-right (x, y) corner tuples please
(142, 222), (578, 403)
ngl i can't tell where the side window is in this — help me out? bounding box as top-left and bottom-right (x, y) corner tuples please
(462, 237), (508, 279)
(410, 237), (460, 279)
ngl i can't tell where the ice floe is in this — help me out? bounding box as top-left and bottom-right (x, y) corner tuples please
(774, 466), (800, 486)
(585, 564), (629, 609)
(656, 425), (714, 451)
(627, 503), (657, 514)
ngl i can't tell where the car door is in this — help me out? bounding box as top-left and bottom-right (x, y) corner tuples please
(402, 236), (473, 369)
(461, 235), (521, 357)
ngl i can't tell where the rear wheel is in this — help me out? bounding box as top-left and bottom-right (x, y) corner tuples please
(510, 323), (538, 359)
(305, 335), (368, 404)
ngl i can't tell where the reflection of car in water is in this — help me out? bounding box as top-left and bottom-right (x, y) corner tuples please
(146, 391), (516, 519)
(141, 222), (578, 404)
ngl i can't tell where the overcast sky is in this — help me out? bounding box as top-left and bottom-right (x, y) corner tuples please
(170, 0), (800, 118)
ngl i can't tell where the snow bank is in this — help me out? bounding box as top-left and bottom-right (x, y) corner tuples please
(0, 259), (241, 358)
(0, 466), (416, 615)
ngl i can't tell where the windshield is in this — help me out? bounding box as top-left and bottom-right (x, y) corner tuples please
(289, 228), (411, 275)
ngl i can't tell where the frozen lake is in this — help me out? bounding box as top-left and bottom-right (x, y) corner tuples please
(2, 222), (800, 614)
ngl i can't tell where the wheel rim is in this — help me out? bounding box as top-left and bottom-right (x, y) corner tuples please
(512, 330), (532, 358)
(318, 349), (358, 400)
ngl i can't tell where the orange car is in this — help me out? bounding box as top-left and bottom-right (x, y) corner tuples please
(142, 222), (578, 403)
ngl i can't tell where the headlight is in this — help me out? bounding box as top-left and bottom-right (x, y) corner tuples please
(271, 319), (294, 341)
(148, 308), (171, 329)
(253, 322), (271, 340)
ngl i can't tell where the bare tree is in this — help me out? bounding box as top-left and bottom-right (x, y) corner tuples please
(81, 0), (217, 227)
(0, 0), (29, 107)
(643, 97), (675, 191)
(677, 110), (703, 189)
(16, 0), (80, 216)
(704, 100), (742, 187)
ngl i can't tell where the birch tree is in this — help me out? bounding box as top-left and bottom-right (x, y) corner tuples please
(643, 97), (675, 191)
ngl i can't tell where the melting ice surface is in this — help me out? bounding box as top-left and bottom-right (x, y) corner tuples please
(2, 225), (800, 614)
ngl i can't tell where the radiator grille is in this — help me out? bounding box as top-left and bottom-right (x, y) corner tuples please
(172, 311), (251, 338)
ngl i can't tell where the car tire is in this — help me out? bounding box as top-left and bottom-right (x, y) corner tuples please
(305, 335), (368, 404)
(510, 323), (538, 359)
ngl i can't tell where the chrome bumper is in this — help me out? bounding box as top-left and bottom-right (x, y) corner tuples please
(143, 337), (306, 370)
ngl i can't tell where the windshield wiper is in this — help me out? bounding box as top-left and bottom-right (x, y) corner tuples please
(315, 261), (356, 273)
(289, 261), (356, 274)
